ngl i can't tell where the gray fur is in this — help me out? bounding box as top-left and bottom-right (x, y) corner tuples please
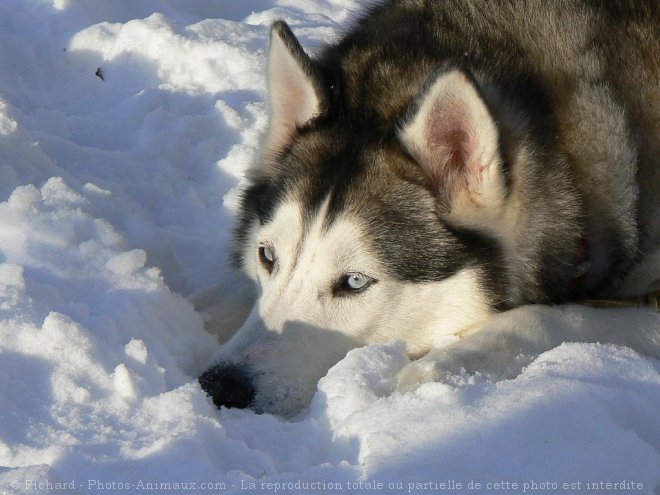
(201, 0), (660, 415)
(238, 0), (659, 303)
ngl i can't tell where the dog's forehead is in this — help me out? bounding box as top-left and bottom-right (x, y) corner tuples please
(273, 139), (473, 281)
(254, 137), (389, 210)
(241, 128), (499, 283)
(282, 132), (428, 219)
(266, 196), (378, 272)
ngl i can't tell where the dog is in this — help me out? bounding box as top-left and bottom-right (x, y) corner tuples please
(199, 0), (660, 417)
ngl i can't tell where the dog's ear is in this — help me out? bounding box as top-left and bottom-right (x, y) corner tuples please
(399, 68), (506, 226)
(265, 21), (327, 158)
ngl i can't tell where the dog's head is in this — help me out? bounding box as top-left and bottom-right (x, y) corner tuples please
(200, 22), (537, 416)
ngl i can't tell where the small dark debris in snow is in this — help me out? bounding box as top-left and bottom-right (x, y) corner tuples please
(95, 67), (105, 81)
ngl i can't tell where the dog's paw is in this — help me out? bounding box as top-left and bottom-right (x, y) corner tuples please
(396, 343), (531, 393)
(396, 359), (443, 393)
(395, 352), (478, 392)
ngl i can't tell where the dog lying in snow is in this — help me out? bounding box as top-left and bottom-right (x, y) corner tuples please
(199, 0), (660, 416)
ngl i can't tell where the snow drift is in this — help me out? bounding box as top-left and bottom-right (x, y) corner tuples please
(0, 1), (658, 493)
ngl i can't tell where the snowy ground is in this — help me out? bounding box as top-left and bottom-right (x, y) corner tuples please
(0, 1), (659, 494)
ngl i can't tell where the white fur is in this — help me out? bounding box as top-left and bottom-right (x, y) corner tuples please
(212, 198), (493, 415)
(207, 190), (660, 415)
(398, 303), (660, 391)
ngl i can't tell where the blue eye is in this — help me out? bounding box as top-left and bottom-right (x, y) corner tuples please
(336, 272), (375, 295)
(346, 273), (369, 290)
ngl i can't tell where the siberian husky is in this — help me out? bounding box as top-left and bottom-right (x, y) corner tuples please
(199, 0), (660, 416)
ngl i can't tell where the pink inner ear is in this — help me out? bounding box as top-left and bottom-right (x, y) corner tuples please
(424, 102), (476, 196)
(265, 28), (321, 157)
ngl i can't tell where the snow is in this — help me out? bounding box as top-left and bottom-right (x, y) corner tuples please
(0, 1), (658, 494)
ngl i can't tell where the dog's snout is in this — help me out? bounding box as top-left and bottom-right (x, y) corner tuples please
(198, 363), (255, 410)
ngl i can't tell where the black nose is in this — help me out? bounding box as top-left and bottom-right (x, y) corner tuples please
(198, 363), (255, 410)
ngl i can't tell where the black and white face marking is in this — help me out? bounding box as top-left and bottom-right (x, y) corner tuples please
(212, 87), (510, 416)
(199, 21), (513, 417)
(207, 154), (502, 415)
(257, 239), (376, 295)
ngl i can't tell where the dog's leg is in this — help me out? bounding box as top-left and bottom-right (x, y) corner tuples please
(397, 304), (660, 392)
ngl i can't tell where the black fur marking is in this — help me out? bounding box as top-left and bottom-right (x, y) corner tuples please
(235, 0), (653, 304)
(231, 177), (286, 268)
